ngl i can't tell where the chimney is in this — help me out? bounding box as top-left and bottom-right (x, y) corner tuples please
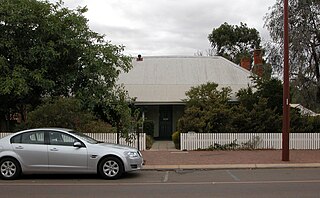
(240, 57), (251, 71)
(253, 49), (263, 65)
(252, 49), (265, 77)
(136, 54), (143, 61)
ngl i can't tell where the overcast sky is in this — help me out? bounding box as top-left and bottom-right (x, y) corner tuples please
(58, 0), (277, 57)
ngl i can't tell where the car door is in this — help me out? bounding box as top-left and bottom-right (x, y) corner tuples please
(11, 131), (48, 171)
(48, 131), (88, 172)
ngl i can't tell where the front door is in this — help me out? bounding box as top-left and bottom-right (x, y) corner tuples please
(159, 105), (173, 139)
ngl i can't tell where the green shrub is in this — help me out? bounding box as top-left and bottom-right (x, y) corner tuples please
(172, 131), (181, 149)
(240, 136), (262, 150)
(79, 121), (115, 133)
(310, 116), (320, 133)
(19, 97), (113, 133)
(197, 140), (239, 151)
(146, 135), (154, 150)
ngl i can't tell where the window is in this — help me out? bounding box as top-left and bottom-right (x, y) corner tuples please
(49, 131), (80, 146)
(11, 131), (45, 144)
(11, 135), (21, 144)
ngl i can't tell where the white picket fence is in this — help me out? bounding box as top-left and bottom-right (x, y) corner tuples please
(181, 132), (320, 150)
(84, 133), (146, 150)
(0, 132), (146, 150)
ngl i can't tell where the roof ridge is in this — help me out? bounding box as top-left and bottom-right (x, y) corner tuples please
(132, 55), (220, 59)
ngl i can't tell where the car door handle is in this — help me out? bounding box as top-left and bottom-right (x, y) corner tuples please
(50, 148), (59, 151)
(15, 146), (24, 149)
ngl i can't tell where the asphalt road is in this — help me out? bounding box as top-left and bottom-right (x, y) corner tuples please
(1, 168), (320, 198)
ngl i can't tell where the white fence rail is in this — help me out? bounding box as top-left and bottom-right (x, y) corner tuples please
(0, 132), (146, 150)
(181, 133), (320, 150)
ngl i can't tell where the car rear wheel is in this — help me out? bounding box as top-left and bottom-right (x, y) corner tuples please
(0, 158), (21, 180)
(98, 157), (124, 179)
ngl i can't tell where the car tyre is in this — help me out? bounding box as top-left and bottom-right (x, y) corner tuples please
(98, 156), (124, 179)
(0, 158), (21, 180)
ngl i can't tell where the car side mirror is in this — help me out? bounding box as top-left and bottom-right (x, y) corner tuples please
(73, 142), (83, 148)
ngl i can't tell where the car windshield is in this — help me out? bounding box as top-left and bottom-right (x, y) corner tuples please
(69, 131), (99, 144)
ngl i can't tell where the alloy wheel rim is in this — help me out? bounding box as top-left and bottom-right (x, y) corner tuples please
(1, 161), (16, 178)
(103, 160), (119, 177)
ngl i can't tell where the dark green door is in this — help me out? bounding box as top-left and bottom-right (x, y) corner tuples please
(159, 105), (173, 139)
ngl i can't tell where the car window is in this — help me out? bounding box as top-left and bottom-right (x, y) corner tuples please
(11, 131), (46, 144)
(69, 131), (98, 144)
(49, 131), (80, 146)
(10, 134), (21, 143)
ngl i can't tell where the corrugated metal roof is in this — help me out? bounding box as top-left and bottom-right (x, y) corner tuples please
(117, 56), (253, 104)
(290, 104), (320, 116)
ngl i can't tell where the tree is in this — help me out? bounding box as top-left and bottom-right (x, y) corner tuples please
(178, 80), (283, 134)
(93, 85), (137, 138)
(178, 78), (319, 134)
(0, 0), (132, 130)
(253, 77), (283, 115)
(23, 97), (114, 133)
(208, 22), (261, 64)
(178, 82), (233, 133)
(237, 77), (283, 115)
(235, 77), (283, 133)
(264, 0), (320, 111)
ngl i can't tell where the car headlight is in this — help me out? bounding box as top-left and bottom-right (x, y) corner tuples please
(124, 151), (139, 159)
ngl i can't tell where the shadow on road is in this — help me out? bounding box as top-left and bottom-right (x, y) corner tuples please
(19, 172), (141, 180)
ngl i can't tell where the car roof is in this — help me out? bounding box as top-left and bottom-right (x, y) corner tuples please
(24, 127), (72, 131)
(14, 128), (74, 135)
(0, 128), (76, 141)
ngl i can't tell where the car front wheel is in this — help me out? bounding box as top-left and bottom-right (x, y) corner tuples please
(0, 158), (21, 180)
(98, 157), (124, 179)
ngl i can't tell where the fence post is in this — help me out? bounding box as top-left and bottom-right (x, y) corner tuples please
(137, 131), (140, 150)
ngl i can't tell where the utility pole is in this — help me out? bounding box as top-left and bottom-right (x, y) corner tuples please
(282, 0), (290, 161)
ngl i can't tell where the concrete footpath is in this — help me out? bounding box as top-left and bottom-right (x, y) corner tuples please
(141, 150), (320, 170)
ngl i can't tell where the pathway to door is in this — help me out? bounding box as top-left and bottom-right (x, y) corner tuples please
(149, 141), (177, 151)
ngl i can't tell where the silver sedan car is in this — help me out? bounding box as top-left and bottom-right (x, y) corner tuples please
(0, 128), (143, 180)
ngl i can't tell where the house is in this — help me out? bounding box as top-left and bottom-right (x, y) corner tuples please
(117, 56), (253, 139)
(290, 104), (320, 116)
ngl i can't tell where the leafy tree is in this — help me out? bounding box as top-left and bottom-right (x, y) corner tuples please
(264, 0), (320, 110)
(208, 22), (261, 64)
(178, 82), (233, 133)
(178, 80), (282, 134)
(237, 77), (283, 115)
(229, 105), (251, 133)
(247, 98), (282, 133)
(229, 77), (282, 133)
(0, 0), (132, 131)
(236, 87), (257, 112)
(234, 77), (283, 133)
(92, 84), (145, 140)
(253, 77), (283, 115)
(230, 98), (282, 133)
(178, 78), (319, 134)
(23, 97), (114, 133)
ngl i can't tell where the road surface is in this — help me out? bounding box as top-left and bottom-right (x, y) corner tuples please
(1, 168), (320, 198)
